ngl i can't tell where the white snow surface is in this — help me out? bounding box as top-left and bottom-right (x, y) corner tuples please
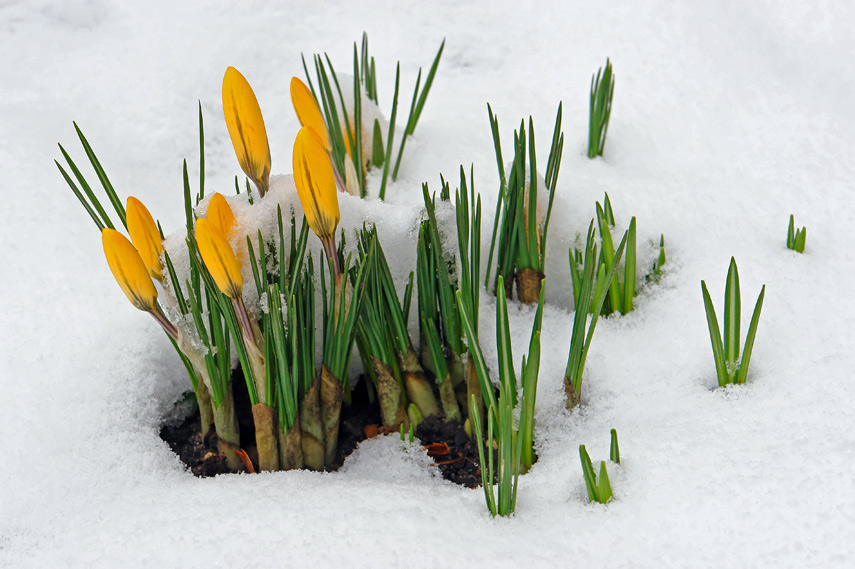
(2, 1), (854, 567)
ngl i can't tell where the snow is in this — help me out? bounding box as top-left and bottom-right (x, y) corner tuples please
(2, 1), (854, 567)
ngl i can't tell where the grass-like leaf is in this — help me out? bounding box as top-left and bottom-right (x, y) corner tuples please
(736, 285), (766, 384)
(610, 428), (620, 464)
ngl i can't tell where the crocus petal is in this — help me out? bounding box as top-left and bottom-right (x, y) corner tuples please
(293, 127), (340, 242)
(223, 66), (271, 195)
(126, 196), (164, 281)
(102, 228), (158, 312)
(290, 77), (331, 153)
(206, 192), (237, 238)
(195, 217), (243, 299)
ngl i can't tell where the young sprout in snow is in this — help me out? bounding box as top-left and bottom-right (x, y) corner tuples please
(461, 275), (544, 517)
(646, 234), (666, 283)
(565, 221), (627, 409)
(222, 66), (271, 197)
(701, 258), (766, 387)
(588, 58), (614, 159)
(786, 215), (806, 253)
(485, 103), (564, 305)
(570, 194), (640, 316)
(579, 429), (620, 504)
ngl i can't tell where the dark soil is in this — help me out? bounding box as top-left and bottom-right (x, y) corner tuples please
(160, 374), (497, 487)
(415, 413), (492, 488)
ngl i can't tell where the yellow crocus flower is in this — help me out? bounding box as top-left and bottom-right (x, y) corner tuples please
(222, 66), (271, 197)
(195, 217), (243, 299)
(206, 192), (237, 238)
(293, 126), (340, 244)
(126, 196), (164, 281)
(102, 228), (158, 312)
(290, 77), (331, 153)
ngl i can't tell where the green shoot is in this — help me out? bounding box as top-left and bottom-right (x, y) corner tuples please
(610, 428), (620, 464)
(565, 221), (628, 408)
(647, 234), (666, 283)
(485, 103), (564, 303)
(579, 445), (613, 503)
(701, 258), (766, 386)
(462, 275), (544, 517)
(355, 229), (409, 431)
(361, 225), (439, 419)
(787, 215), (806, 253)
(588, 58), (614, 158)
(303, 33), (444, 199)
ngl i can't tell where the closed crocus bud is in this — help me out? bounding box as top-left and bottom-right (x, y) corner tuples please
(102, 228), (158, 312)
(206, 192), (237, 238)
(290, 77), (331, 153)
(195, 217), (243, 299)
(293, 127), (340, 243)
(223, 66), (271, 197)
(126, 196), (164, 281)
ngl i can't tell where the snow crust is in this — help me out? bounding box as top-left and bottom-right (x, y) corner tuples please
(2, 1), (855, 567)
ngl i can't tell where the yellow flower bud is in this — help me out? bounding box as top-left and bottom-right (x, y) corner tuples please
(222, 66), (271, 196)
(206, 192), (237, 238)
(290, 77), (331, 153)
(195, 217), (243, 299)
(102, 228), (158, 312)
(126, 196), (164, 281)
(293, 127), (340, 243)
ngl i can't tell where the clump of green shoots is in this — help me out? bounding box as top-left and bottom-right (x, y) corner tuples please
(302, 32), (444, 199)
(588, 58), (614, 159)
(570, 194), (666, 315)
(418, 169), (481, 424)
(701, 258), (766, 387)
(786, 215), (806, 253)
(357, 225), (439, 423)
(646, 234), (666, 283)
(565, 221), (627, 409)
(461, 275), (544, 517)
(569, 193), (636, 315)
(486, 103), (564, 305)
(579, 429), (620, 504)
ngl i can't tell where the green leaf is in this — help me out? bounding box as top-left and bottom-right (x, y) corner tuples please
(787, 214), (795, 249)
(198, 101), (206, 201)
(55, 158), (106, 231)
(723, 258), (741, 382)
(457, 290), (498, 414)
(378, 63), (400, 201)
(470, 395), (497, 517)
(623, 217), (636, 313)
(495, 276), (517, 407)
(596, 200), (621, 314)
(597, 460), (613, 503)
(371, 119), (385, 168)
(579, 445), (597, 502)
(610, 428), (620, 464)
(737, 285), (765, 384)
(420, 314), (449, 381)
(795, 227), (806, 253)
(73, 122), (126, 227)
(701, 280), (728, 386)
